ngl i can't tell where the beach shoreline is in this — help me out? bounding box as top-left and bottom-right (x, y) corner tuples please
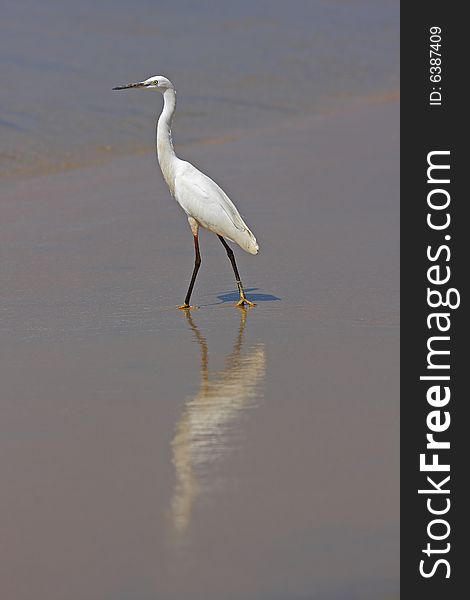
(1, 88), (399, 184)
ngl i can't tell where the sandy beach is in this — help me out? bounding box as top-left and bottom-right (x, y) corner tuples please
(1, 96), (399, 599)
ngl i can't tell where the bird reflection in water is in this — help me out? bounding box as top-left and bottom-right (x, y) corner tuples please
(171, 308), (265, 536)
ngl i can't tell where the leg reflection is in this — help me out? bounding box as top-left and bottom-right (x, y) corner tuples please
(171, 308), (265, 536)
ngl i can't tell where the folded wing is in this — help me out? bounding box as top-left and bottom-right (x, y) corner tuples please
(174, 161), (258, 254)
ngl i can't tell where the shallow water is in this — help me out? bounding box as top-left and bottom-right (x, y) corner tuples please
(1, 100), (399, 599)
(1, 0), (398, 177)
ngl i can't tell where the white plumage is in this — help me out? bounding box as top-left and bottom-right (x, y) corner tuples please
(174, 162), (259, 255)
(113, 75), (258, 308)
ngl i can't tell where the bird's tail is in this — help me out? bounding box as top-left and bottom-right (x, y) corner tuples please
(238, 228), (259, 255)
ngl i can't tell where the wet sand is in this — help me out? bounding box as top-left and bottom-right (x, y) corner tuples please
(0, 99), (399, 599)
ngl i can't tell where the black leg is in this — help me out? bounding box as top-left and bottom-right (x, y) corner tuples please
(179, 234), (201, 309)
(217, 235), (255, 307)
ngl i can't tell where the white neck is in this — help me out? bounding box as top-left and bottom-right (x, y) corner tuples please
(156, 87), (178, 192)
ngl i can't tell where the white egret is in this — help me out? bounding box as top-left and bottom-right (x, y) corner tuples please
(113, 75), (259, 309)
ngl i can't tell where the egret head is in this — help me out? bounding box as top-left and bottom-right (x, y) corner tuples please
(113, 75), (174, 92)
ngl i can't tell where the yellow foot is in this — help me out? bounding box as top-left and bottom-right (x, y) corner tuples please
(178, 303), (198, 310)
(236, 298), (256, 307)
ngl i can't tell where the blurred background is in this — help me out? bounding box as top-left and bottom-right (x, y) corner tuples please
(1, 0), (398, 179)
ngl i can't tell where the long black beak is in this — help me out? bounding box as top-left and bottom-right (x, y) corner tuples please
(112, 82), (145, 90)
